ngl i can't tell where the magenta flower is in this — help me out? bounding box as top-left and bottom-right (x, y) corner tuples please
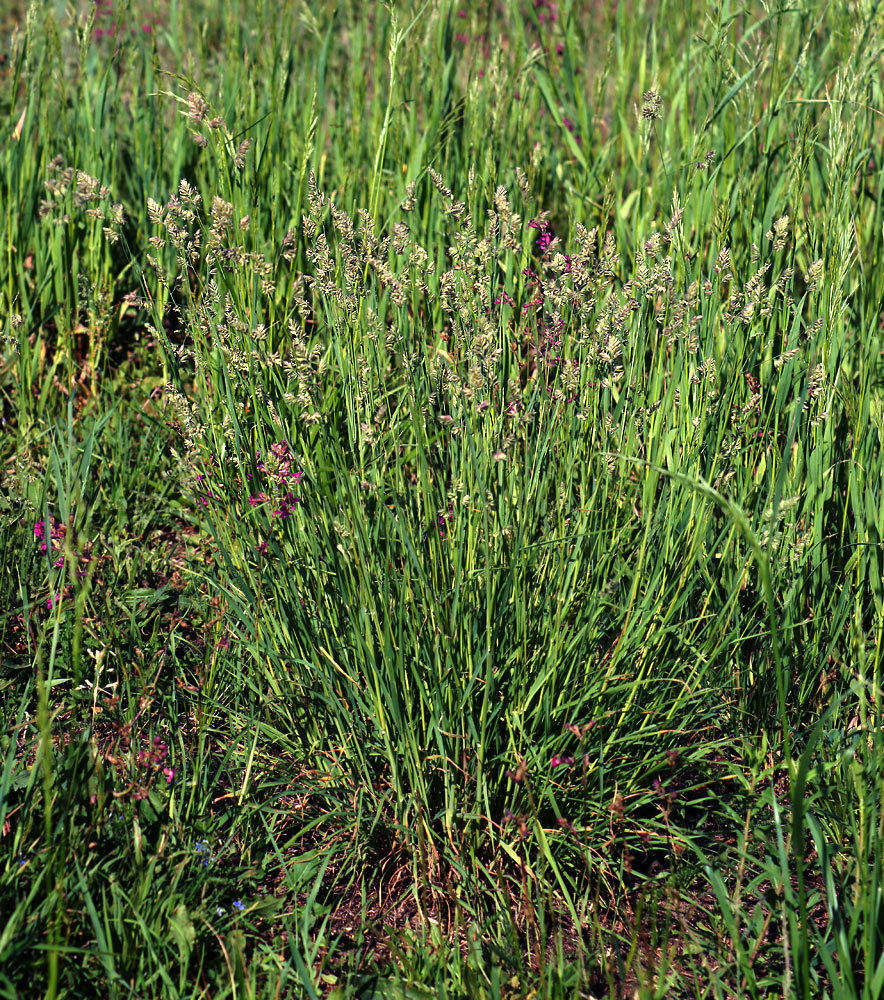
(34, 519), (54, 552)
(550, 755), (574, 768)
(272, 492), (300, 518)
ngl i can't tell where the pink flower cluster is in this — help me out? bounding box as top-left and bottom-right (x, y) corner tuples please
(250, 441), (303, 518)
(92, 0), (162, 39)
(34, 518), (67, 609)
(534, 0), (558, 24)
(34, 518), (64, 565)
(195, 442), (304, 521)
(133, 735), (175, 796)
(33, 516), (95, 608)
(435, 505), (455, 539)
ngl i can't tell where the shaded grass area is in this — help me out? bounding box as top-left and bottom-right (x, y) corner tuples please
(1, 0), (884, 996)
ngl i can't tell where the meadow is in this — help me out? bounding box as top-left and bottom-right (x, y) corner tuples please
(1, 0), (883, 996)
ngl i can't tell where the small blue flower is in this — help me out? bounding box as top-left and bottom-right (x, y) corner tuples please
(232, 900), (245, 912)
(216, 907), (226, 917)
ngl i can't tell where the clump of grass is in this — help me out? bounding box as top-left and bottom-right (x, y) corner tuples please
(1, 0), (884, 996)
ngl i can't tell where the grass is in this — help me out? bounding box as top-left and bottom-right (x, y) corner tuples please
(1, 0), (884, 996)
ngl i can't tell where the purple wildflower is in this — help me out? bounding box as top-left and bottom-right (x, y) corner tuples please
(550, 755), (574, 768)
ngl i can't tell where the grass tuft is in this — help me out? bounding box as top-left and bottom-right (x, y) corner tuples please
(2, 1), (884, 996)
